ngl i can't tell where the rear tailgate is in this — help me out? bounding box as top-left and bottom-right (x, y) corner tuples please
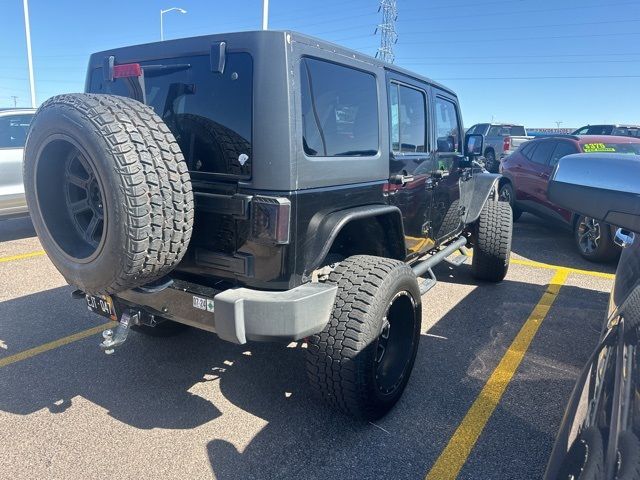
(508, 136), (533, 150)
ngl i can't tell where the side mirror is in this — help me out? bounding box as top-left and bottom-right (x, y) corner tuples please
(464, 134), (484, 157)
(547, 153), (640, 233)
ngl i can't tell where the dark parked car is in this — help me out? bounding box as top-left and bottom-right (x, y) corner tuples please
(22, 31), (512, 420)
(544, 153), (640, 480)
(572, 124), (640, 138)
(499, 135), (640, 262)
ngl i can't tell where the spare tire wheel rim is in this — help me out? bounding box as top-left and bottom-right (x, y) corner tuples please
(374, 290), (418, 396)
(34, 135), (108, 264)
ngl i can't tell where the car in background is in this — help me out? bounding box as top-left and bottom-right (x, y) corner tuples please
(466, 123), (532, 173)
(499, 135), (640, 262)
(544, 153), (640, 480)
(572, 124), (640, 138)
(0, 108), (35, 219)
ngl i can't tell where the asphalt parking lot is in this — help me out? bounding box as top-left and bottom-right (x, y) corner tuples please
(0, 213), (616, 480)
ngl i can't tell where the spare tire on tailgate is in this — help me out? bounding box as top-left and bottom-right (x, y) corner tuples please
(23, 93), (194, 295)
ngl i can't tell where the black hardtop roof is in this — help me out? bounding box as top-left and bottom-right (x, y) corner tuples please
(88, 30), (456, 97)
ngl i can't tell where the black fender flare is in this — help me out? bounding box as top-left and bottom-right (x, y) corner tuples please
(303, 205), (406, 274)
(459, 172), (501, 225)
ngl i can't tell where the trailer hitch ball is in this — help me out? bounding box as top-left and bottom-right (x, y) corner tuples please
(100, 310), (139, 354)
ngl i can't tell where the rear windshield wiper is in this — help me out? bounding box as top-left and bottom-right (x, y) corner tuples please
(142, 64), (191, 77)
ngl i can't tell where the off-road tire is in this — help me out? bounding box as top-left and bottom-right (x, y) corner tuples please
(23, 93), (194, 295)
(132, 320), (190, 337)
(558, 427), (604, 480)
(306, 255), (421, 420)
(498, 182), (522, 222)
(574, 215), (619, 263)
(471, 200), (512, 282)
(171, 113), (251, 177)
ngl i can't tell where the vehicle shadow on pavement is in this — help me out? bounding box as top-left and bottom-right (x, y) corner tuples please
(511, 213), (617, 274)
(204, 274), (607, 479)
(0, 217), (37, 242)
(0, 271), (607, 479)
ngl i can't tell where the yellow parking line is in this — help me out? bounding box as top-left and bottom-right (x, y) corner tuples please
(425, 268), (570, 480)
(0, 250), (46, 263)
(510, 257), (615, 279)
(0, 321), (116, 369)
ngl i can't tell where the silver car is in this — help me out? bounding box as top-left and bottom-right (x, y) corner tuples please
(0, 108), (35, 218)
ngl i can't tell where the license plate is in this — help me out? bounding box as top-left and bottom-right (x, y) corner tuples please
(86, 294), (117, 321)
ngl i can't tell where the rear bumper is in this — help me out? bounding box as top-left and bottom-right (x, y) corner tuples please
(114, 280), (337, 345)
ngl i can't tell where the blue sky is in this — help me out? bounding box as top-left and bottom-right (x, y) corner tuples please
(1, 0), (639, 127)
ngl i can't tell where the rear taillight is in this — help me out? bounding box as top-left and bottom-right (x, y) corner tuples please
(251, 196), (291, 245)
(112, 63), (142, 79)
(503, 136), (511, 152)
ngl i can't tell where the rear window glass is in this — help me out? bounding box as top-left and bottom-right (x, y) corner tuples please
(301, 57), (378, 157)
(0, 114), (33, 148)
(488, 125), (525, 136)
(580, 125), (615, 135)
(88, 53), (253, 179)
(581, 142), (640, 154)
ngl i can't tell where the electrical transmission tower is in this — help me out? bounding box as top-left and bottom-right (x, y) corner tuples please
(375, 0), (398, 63)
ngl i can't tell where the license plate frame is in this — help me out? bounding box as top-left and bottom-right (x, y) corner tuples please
(86, 294), (118, 321)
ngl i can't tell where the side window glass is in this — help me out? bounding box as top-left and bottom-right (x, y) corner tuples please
(488, 125), (500, 136)
(574, 127), (588, 135)
(389, 84), (400, 151)
(467, 125), (477, 135)
(530, 141), (556, 165)
(520, 142), (535, 159)
(0, 114), (33, 149)
(398, 86), (426, 153)
(301, 58), (379, 157)
(435, 97), (461, 153)
(389, 83), (427, 153)
(549, 141), (578, 167)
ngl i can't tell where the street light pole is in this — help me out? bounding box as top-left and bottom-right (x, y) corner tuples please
(160, 7), (187, 41)
(262, 0), (269, 30)
(22, 0), (36, 108)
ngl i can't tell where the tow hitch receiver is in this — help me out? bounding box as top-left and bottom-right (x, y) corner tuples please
(100, 310), (139, 354)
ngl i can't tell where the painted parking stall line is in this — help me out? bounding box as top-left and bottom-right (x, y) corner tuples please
(0, 250), (45, 263)
(0, 321), (116, 368)
(425, 268), (570, 480)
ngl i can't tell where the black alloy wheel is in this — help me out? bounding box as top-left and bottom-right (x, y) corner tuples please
(374, 290), (418, 396)
(63, 149), (105, 252)
(576, 216), (602, 256)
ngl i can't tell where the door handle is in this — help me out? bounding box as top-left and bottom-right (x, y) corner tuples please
(390, 174), (415, 185)
(539, 172), (550, 178)
(615, 228), (635, 248)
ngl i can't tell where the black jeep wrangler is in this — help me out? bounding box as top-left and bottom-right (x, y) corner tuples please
(23, 31), (512, 420)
